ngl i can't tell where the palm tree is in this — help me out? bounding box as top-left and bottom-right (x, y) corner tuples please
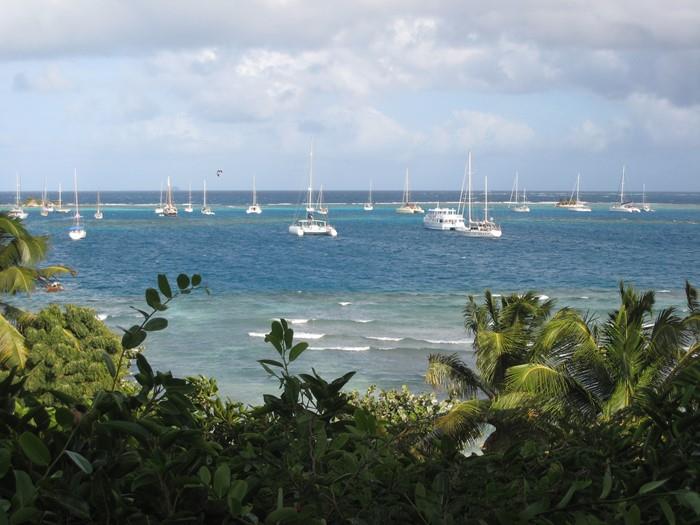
(0, 213), (73, 367)
(426, 284), (700, 447)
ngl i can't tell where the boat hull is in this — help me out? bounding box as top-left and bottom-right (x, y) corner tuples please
(246, 206), (262, 214)
(69, 228), (86, 240)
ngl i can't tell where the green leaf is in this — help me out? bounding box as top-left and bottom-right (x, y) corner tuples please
(121, 328), (147, 350)
(65, 450), (92, 475)
(157, 274), (172, 299)
(624, 504), (640, 525)
(258, 359), (284, 368)
(198, 466), (211, 486)
(191, 274), (202, 287)
(102, 352), (117, 378)
(99, 421), (151, 441)
(638, 479), (668, 495)
(659, 498), (676, 525)
(600, 464), (612, 500)
(0, 315), (28, 369)
(12, 470), (35, 507)
(288, 342), (308, 363)
(676, 491), (700, 516)
(135, 353), (153, 378)
(18, 432), (50, 467)
(265, 507), (298, 524)
(145, 288), (161, 310)
(8, 506), (39, 524)
(143, 318), (168, 331)
(176, 274), (190, 290)
(213, 464), (231, 499)
(229, 479), (247, 502)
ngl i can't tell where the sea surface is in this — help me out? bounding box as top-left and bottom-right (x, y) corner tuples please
(3, 190), (700, 404)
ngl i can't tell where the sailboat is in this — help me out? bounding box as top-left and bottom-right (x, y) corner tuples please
(556, 174), (591, 212)
(163, 177), (178, 216)
(246, 176), (262, 214)
(155, 182), (164, 215)
(396, 169), (424, 214)
(55, 183), (71, 213)
(459, 153), (502, 238)
(184, 184), (193, 213)
(508, 172), (530, 213)
(315, 185), (328, 215)
(8, 174), (28, 220)
(363, 181), (374, 211)
(201, 179), (214, 215)
(289, 145), (337, 237)
(94, 191), (103, 219)
(68, 171), (86, 240)
(641, 184), (653, 212)
(40, 179), (53, 216)
(610, 165), (640, 213)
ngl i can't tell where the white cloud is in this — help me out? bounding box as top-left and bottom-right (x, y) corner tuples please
(430, 110), (535, 152)
(626, 93), (700, 147)
(12, 65), (72, 92)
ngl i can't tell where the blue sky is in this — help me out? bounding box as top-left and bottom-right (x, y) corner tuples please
(1, 1), (699, 191)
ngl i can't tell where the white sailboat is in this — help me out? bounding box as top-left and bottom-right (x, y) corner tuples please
(508, 172), (530, 213)
(315, 185), (328, 215)
(184, 183), (193, 213)
(201, 179), (214, 215)
(163, 177), (178, 216)
(363, 181), (374, 211)
(289, 145), (337, 237)
(40, 179), (53, 216)
(246, 176), (262, 214)
(8, 174), (28, 220)
(459, 153), (502, 238)
(556, 174), (591, 212)
(396, 169), (424, 214)
(641, 184), (653, 212)
(155, 182), (164, 215)
(68, 171), (86, 240)
(610, 166), (640, 213)
(55, 183), (71, 213)
(94, 191), (103, 219)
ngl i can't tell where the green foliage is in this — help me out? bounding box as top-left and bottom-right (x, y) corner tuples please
(0, 276), (698, 524)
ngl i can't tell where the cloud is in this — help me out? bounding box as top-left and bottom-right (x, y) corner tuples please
(626, 93), (700, 147)
(430, 110), (535, 152)
(12, 66), (72, 92)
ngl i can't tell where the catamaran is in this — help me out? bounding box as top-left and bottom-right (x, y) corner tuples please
(315, 185), (328, 215)
(610, 166), (640, 213)
(363, 181), (374, 211)
(68, 171), (86, 240)
(508, 172), (530, 213)
(184, 183), (193, 213)
(162, 177), (178, 216)
(289, 146), (337, 237)
(8, 174), (28, 220)
(459, 153), (502, 238)
(94, 191), (103, 219)
(246, 176), (262, 214)
(556, 174), (591, 212)
(55, 183), (71, 213)
(201, 179), (214, 215)
(641, 184), (653, 212)
(396, 169), (424, 214)
(155, 183), (164, 215)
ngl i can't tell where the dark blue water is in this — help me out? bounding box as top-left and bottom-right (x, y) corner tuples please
(4, 192), (700, 403)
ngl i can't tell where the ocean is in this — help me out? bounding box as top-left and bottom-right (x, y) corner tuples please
(4, 190), (700, 404)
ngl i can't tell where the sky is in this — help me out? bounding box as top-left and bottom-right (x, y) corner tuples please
(1, 0), (699, 191)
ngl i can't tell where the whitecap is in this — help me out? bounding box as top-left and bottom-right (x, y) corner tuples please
(96, 313), (108, 321)
(353, 319), (373, 323)
(366, 336), (404, 342)
(538, 295), (550, 301)
(289, 319), (309, 325)
(423, 338), (471, 345)
(248, 332), (266, 338)
(295, 332), (325, 340)
(310, 346), (369, 352)
(579, 296), (589, 300)
(338, 302), (352, 306)
(657, 289), (671, 293)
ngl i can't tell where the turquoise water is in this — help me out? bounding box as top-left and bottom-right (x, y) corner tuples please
(4, 191), (700, 404)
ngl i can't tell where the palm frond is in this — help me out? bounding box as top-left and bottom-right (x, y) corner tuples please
(505, 362), (570, 398)
(0, 314), (27, 368)
(434, 398), (488, 444)
(426, 353), (489, 398)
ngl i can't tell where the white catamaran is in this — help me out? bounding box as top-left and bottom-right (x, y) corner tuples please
(556, 174), (591, 212)
(396, 169), (424, 214)
(246, 176), (262, 214)
(8, 174), (28, 220)
(184, 183), (193, 213)
(610, 166), (640, 213)
(508, 172), (530, 213)
(201, 179), (214, 215)
(68, 171), (86, 240)
(363, 181), (374, 211)
(460, 153), (502, 238)
(289, 146), (337, 237)
(94, 191), (103, 219)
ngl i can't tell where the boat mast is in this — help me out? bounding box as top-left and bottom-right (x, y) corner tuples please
(73, 169), (81, 225)
(252, 176), (257, 206)
(467, 152), (473, 224)
(484, 175), (489, 222)
(369, 180), (372, 203)
(58, 183), (62, 209)
(620, 165), (625, 204)
(188, 183), (192, 207)
(404, 168), (409, 204)
(457, 159), (467, 216)
(15, 173), (20, 207)
(203, 179), (207, 207)
(576, 173), (581, 203)
(307, 143), (314, 210)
